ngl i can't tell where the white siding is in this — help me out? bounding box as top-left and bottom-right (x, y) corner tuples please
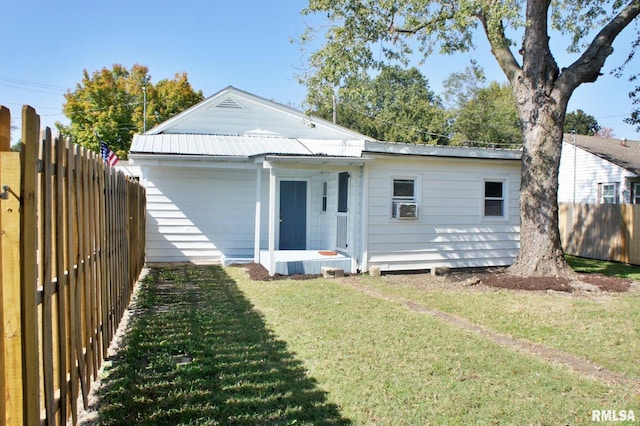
(144, 165), (358, 263)
(365, 156), (521, 271)
(559, 142), (636, 204)
(145, 166), (265, 263)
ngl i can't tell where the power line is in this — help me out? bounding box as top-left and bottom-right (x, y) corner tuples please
(0, 76), (66, 91)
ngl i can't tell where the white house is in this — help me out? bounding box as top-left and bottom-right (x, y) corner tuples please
(558, 134), (640, 205)
(129, 86), (522, 275)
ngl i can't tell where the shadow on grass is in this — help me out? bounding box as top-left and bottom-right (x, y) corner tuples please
(87, 265), (350, 425)
(566, 255), (640, 279)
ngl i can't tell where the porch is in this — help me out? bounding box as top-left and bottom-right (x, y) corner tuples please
(259, 250), (353, 275)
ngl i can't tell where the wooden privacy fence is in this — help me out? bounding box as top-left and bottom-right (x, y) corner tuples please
(0, 106), (146, 425)
(559, 203), (640, 265)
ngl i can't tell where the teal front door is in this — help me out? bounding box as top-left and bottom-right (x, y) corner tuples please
(279, 180), (307, 250)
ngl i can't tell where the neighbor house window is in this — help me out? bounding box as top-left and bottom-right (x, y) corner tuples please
(633, 183), (640, 204)
(598, 183), (619, 204)
(392, 178), (418, 219)
(484, 180), (505, 217)
(322, 181), (328, 212)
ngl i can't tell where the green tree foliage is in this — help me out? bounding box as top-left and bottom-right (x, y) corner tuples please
(564, 109), (601, 136)
(59, 64), (203, 158)
(452, 82), (521, 147)
(442, 61), (487, 109)
(309, 65), (450, 143)
(300, 1), (640, 277)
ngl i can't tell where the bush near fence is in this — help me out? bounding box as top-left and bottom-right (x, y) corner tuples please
(559, 202), (640, 266)
(0, 105), (146, 426)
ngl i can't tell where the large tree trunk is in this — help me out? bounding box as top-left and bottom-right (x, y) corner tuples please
(507, 96), (575, 277)
(500, 1), (576, 278)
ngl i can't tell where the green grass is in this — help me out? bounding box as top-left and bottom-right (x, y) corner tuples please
(90, 266), (348, 425)
(90, 265), (639, 425)
(227, 268), (639, 425)
(354, 274), (640, 381)
(566, 255), (640, 280)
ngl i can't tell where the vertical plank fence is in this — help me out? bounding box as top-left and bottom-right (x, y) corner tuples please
(559, 202), (640, 265)
(0, 105), (146, 425)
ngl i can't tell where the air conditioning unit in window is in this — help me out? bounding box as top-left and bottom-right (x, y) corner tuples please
(393, 202), (418, 219)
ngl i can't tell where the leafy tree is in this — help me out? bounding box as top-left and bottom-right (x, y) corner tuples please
(310, 65), (450, 143)
(300, 1), (640, 277)
(442, 61), (487, 109)
(598, 127), (615, 138)
(564, 109), (601, 136)
(451, 81), (521, 147)
(59, 64), (203, 158)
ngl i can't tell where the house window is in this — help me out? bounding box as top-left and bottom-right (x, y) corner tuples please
(322, 181), (328, 212)
(598, 183), (619, 204)
(633, 183), (640, 204)
(392, 178), (418, 219)
(484, 181), (505, 217)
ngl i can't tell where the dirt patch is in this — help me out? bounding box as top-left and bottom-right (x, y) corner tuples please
(238, 263), (633, 293)
(479, 270), (632, 293)
(238, 262), (324, 281)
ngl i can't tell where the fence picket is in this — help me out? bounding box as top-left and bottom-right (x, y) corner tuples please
(21, 106), (41, 426)
(41, 127), (56, 423)
(55, 133), (69, 423)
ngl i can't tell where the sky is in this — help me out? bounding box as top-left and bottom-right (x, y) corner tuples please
(2, 1), (640, 144)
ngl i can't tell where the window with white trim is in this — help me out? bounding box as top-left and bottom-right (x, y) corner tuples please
(633, 182), (640, 204)
(484, 180), (505, 217)
(392, 178), (418, 219)
(598, 182), (619, 204)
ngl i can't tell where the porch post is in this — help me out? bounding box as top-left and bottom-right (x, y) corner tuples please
(254, 165), (262, 263)
(268, 166), (277, 275)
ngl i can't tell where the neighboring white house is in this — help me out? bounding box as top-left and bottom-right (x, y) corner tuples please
(558, 134), (640, 205)
(129, 86), (522, 275)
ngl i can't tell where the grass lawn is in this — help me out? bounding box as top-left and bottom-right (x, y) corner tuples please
(566, 255), (640, 280)
(353, 273), (640, 381)
(89, 264), (639, 425)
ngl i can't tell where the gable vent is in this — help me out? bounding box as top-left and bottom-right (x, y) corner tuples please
(213, 97), (245, 110)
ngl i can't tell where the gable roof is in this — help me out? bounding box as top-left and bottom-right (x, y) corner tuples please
(130, 86), (521, 162)
(564, 133), (640, 175)
(144, 86), (373, 141)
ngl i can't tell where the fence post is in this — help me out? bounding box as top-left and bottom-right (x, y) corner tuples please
(1, 107), (25, 425)
(0, 106), (11, 424)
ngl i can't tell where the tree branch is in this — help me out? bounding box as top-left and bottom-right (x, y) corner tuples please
(477, 10), (521, 83)
(559, 1), (640, 93)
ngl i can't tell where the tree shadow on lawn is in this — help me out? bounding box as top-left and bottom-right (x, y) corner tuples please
(87, 265), (350, 425)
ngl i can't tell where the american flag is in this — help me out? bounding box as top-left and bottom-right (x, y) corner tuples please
(99, 138), (119, 167)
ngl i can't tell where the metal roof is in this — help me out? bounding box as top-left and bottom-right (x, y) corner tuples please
(130, 134), (523, 161)
(565, 133), (640, 175)
(130, 134), (314, 157)
(364, 141), (522, 160)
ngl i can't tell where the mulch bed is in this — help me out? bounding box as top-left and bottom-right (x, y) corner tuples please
(237, 263), (633, 293)
(478, 271), (631, 293)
